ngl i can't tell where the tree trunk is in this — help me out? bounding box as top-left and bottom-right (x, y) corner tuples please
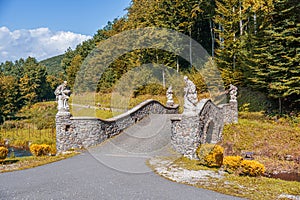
(219, 23), (223, 47)
(176, 56), (179, 72)
(279, 98), (282, 114)
(239, 0), (243, 35)
(254, 12), (257, 35)
(162, 69), (165, 89)
(189, 29), (193, 68)
(209, 19), (215, 57)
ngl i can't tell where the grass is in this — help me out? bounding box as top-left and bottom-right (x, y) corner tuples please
(148, 156), (300, 200)
(0, 128), (55, 146)
(210, 173), (300, 200)
(171, 156), (219, 171)
(1, 101), (57, 147)
(0, 152), (78, 173)
(221, 112), (300, 174)
(147, 112), (300, 199)
(71, 93), (180, 118)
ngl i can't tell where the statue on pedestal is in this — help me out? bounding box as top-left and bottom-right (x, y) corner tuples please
(54, 81), (71, 112)
(166, 85), (174, 106)
(229, 84), (238, 102)
(183, 76), (198, 114)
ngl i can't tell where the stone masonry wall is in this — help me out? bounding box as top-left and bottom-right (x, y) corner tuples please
(170, 99), (238, 159)
(56, 100), (179, 153)
(220, 101), (238, 124)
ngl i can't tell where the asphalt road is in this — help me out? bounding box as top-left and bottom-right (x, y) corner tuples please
(0, 114), (243, 200)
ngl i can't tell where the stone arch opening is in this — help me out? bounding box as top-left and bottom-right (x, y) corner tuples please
(205, 120), (214, 143)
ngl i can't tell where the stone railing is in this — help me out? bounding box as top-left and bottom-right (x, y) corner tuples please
(56, 100), (179, 153)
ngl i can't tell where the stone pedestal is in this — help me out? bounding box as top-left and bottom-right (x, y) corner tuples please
(171, 115), (201, 159)
(229, 100), (238, 123)
(55, 111), (72, 153)
(222, 101), (238, 124)
(166, 100), (174, 107)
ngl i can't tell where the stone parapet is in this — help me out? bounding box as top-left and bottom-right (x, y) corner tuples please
(55, 100), (179, 153)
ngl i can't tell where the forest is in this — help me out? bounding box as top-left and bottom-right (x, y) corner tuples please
(0, 0), (299, 123)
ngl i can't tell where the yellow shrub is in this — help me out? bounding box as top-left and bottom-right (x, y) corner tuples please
(0, 146), (8, 160)
(240, 160), (265, 177)
(50, 144), (57, 155)
(30, 144), (51, 156)
(223, 156), (243, 173)
(196, 144), (224, 167)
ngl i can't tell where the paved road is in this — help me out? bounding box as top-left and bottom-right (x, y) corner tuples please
(0, 114), (243, 200)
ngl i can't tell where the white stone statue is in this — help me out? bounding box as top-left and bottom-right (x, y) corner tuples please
(229, 84), (238, 102)
(166, 85), (174, 106)
(54, 81), (71, 112)
(183, 76), (198, 114)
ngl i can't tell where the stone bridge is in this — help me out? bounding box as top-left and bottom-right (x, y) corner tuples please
(56, 98), (237, 158)
(55, 100), (179, 153)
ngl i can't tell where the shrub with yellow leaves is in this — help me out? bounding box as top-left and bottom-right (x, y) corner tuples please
(0, 146), (8, 160)
(196, 144), (224, 167)
(30, 144), (51, 156)
(223, 155), (243, 173)
(240, 160), (265, 177)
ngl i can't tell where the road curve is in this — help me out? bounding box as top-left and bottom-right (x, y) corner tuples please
(0, 115), (243, 200)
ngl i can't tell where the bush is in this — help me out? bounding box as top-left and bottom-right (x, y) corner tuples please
(30, 144), (51, 156)
(240, 160), (265, 177)
(0, 146), (8, 160)
(223, 156), (243, 173)
(50, 144), (57, 155)
(196, 144), (224, 167)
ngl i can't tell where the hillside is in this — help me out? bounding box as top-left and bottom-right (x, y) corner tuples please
(40, 54), (65, 76)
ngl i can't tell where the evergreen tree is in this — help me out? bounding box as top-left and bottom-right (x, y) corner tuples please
(248, 0), (299, 112)
(0, 75), (20, 122)
(19, 57), (52, 104)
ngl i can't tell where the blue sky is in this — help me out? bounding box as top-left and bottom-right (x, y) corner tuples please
(0, 0), (130, 62)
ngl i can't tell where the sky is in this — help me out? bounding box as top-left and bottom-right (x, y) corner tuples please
(0, 0), (131, 63)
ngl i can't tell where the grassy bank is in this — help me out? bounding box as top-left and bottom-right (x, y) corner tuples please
(148, 112), (300, 199)
(148, 156), (300, 200)
(0, 152), (78, 173)
(221, 112), (300, 174)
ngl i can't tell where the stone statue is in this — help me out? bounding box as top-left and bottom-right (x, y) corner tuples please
(183, 76), (198, 114)
(54, 81), (71, 112)
(229, 84), (238, 102)
(166, 85), (174, 106)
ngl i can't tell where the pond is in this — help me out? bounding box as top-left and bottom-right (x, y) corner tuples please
(7, 147), (32, 157)
(268, 172), (300, 182)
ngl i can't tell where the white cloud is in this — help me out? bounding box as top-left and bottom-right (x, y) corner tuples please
(0, 26), (92, 63)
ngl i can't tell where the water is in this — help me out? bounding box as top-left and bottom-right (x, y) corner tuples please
(268, 172), (300, 182)
(8, 147), (32, 157)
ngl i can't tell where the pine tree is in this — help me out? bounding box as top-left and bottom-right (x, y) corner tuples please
(248, 0), (300, 112)
(214, 0), (245, 86)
